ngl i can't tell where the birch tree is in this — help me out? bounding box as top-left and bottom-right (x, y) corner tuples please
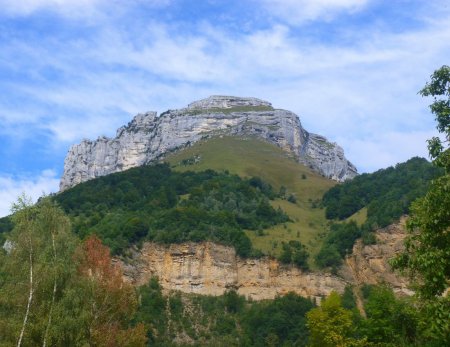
(0, 196), (75, 347)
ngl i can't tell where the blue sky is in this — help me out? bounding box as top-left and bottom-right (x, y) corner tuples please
(0, 0), (449, 216)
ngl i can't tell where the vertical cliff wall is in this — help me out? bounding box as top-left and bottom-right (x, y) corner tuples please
(121, 242), (347, 301)
(120, 220), (411, 301)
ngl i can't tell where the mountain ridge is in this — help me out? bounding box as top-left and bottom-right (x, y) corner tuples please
(60, 96), (358, 190)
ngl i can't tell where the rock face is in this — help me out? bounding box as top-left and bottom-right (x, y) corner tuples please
(121, 241), (347, 301)
(119, 220), (411, 301)
(340, 218), (412, 296)
(60, 96), (358, 190)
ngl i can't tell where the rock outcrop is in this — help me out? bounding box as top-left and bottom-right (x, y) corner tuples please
(119, 220), (411, 301)
(60, 96), (357, 190)
(340, 218), (412, 296)
(121, 241), (347, 301)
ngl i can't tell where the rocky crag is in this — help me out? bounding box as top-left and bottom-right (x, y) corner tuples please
(120, 221), (410, 301)
(340, 218), (412, 296)
(60, 96), (357, 190)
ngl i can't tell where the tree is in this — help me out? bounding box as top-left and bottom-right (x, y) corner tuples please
(0, 197), (147, 346)
(419, 65), (450, 171)
(58, 235), (147, 347)
(0, 196), (76, 347)
(362, 286), (419, 345)
(306, 292), (366, 347)
(392, 65), (450, 343)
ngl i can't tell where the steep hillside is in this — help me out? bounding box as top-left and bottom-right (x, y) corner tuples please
(313, 157), (443, 271)
(166, 136), (336, 265)
(54, 163), (288, 256)
(323, 157), (443, 228)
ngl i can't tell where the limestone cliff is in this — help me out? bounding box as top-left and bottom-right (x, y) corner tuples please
(60, 96), (357, 190)
(340, 218), (412, 296)
(120, 220), (410, 301)
(121, 242), (347, 301)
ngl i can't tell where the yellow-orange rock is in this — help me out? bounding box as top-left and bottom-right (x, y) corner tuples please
(122, 241), (346, 301)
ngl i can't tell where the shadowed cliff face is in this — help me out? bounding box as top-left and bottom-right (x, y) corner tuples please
(60, 96), (357, 190)
(119, 220), (411, 301)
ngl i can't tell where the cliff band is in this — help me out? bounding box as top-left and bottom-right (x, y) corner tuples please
(60, 96), (358, 190)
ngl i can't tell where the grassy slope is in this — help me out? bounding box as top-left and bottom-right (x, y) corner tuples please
(165, 136), (336, 268)
(345, 207), (368, 226)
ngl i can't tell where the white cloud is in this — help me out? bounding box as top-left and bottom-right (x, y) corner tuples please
(0, 0), (102, 17)
(0, 0), (171, 18)
(261, 0), (370, 24)
(337, 130), (437, 172)
(1, 2), (449, 175)
(0, 170), (60, 218)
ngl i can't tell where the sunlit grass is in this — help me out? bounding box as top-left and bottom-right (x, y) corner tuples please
(166, 136), (336, 267)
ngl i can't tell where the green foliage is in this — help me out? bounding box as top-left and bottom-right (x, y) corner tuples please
(315, 221), (361, 268)
(419, 65), (450, 171)
(306, 292), (366, 347)
(278, 240), (309, 270)
(0, 197), (77, 346)
(135, 279), (315, 346)
(54, 163), (288, 257)
(166, 136), (336, 265)
(362, 286), (419, 345)
(341, 286), (357, 311)
(393, 176), (450, 299)
(315, 243), (342, 269)
(0, 216), (12, 243)
(323, 157), (443, 228)
(392, 66), (450, 345)
(242, 292), (314, 346)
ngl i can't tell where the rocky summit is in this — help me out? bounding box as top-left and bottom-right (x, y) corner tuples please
(60, 96), (358, 190)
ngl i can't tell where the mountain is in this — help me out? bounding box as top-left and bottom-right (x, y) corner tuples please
(60, 96), (357, 190)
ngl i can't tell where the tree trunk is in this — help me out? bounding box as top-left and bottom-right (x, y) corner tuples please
(43, 231), (57, 347)
(17, 236), (33, 347)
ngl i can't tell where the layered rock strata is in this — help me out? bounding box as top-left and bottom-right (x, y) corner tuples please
(60, 96), (357, 190)
(120, 220), (411, 301)
(121, 241), (347, 301)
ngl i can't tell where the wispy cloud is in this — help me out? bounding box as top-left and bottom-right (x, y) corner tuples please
(0, 0), (171, 18)
(260, 0), (371, 24)
(0, 170), (59, 217)
(2, 12), (449, 159)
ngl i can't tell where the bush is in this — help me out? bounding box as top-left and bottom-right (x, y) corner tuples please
(315, 244), (342, 268)
(279, 240), (309, 270)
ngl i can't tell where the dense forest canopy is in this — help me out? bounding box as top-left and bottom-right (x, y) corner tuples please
(52, 163), (288, 257)
(322, 157), (443, 228)
(313, 157), (444, 269)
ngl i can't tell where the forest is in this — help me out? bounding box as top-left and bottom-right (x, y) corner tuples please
(0, 164), (289, 258)
(315, 157), (444, 269)
(0, 197), (442, 346)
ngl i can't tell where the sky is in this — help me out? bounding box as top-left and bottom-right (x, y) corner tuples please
(0, 0), (449, 217)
